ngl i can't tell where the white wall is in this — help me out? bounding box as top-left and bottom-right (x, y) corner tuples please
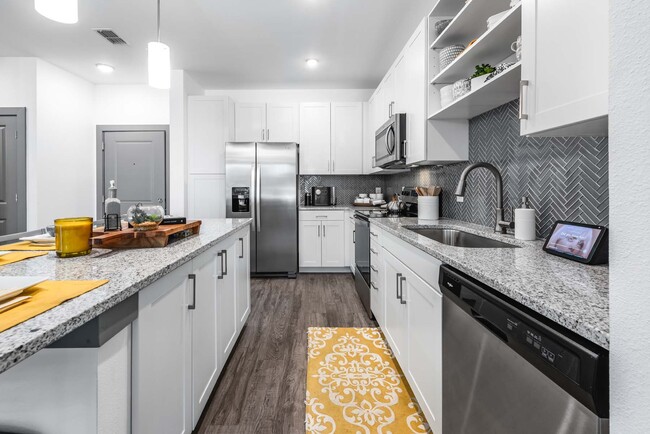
(205, 88), (373, 103)
(94, 85), (169, 125)
(35, 59), (95, 227)
(610, 1), (650, 433)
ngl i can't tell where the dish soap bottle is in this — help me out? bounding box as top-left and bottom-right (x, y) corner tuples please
(104, 180), (122, 231)
(514, 196), (536, 240)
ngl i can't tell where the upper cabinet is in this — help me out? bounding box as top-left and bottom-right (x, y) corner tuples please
(235, 102), (300, 142)
(331, 102), (363, 174)
(234, 103), (267, 142)
(300, 102), (364, 175)
(187, 96), (234, 174)
(520, 0), (608, 136)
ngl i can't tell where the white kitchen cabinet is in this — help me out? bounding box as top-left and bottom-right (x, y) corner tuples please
(370, 238), (384, 325)
(235, 103), (267, 142)
(217, 242), (238, 365)
(187, 96), (234, 174)
(133, 262), (192, 434)
(299, 102), (332, 174)
(404, 24), (427, 165)
(299, 220), (322, 267)
(299, 212), (346, 269)
(321, 220), (345, 267)
(520, 0), (608, 136)
(266, 103), (299, 142)
(331, 102), (363, 174)
(236, 231), (251, 330)
(404, 265), (443, 434)
(235, 102), (299, 142)
(190, 247), (219, 428)
(188, 174), (225, 219)
(382, 250), (408, 364)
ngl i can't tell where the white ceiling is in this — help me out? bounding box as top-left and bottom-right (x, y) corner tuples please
(0, 0), (434, 89)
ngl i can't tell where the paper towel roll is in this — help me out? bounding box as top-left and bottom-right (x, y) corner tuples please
(515, 208), (536, 240)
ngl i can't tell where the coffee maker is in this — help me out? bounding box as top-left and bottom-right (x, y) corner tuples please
(311, 186), (336, 206)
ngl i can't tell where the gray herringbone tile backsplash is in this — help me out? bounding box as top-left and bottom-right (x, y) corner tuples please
(300, 100), (608, 238)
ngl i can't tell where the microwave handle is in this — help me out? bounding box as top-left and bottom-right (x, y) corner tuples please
(385, 125), (395, 155)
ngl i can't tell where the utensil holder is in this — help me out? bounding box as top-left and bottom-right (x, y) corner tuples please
(418, 196), (440, 221)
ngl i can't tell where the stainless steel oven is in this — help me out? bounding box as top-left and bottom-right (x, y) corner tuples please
(354, 213), (371, 317)
(375, 113), (406, 169)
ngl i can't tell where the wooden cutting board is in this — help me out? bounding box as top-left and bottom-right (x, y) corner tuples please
(91, 221), (201, 249)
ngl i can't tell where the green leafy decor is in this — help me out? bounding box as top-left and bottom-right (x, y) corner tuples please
(471, 64), (496, 79)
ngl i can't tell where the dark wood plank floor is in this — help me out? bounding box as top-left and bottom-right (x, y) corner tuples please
(197, 273), (376, 434)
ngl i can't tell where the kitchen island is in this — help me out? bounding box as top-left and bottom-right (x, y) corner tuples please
(0, 218), (252, 434)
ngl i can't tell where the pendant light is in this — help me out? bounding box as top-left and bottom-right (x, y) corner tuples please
(34, 0), (78, 24)
(148, 0), (170, 89)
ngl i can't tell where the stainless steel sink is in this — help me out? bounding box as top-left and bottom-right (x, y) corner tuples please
(406, 228), (518, 248)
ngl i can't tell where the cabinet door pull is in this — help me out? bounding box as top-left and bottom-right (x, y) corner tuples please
(217, 252), (224, 280)
(519, 80), (529, 120)
(396, 273), (402, 299)
(399, 276), (407, 305)
(266, 129), (270, 141)
(239, 238), (244, 259)
(332, 161), (335, 173)
(188, 274), (196, 310)
(223, 249), (228, 276)
(371, 282), (378, 290)
(370, 248), (377, 254)
(371, 265), (378, 272)
(261, 129), (265, 141)
(318, 225), (321, 237)
(323, 225), (326, 237)
(370, 231), (378, 237)
(353, 230), (355, 244)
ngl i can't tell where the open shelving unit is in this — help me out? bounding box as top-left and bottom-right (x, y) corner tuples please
(427, 0), (522, 120)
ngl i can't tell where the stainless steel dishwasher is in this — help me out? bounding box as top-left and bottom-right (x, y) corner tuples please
(439, 265), (609, 434)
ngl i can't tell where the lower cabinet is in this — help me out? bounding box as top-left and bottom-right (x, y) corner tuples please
(375, 225), (442, 434)
(299, 213), (346, 269)
(132, 225), (251, 433)
(133, 262), (192, 434)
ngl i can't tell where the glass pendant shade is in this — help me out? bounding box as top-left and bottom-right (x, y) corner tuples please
(148, 41), (170, 89)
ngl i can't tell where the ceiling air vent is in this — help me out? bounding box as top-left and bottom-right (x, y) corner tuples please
(93, 28), (128, 45)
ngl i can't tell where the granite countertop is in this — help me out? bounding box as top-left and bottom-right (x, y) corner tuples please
(299, 205), (382, 211)
(370, 217), (609, 349)
(0, 218), (252, 374)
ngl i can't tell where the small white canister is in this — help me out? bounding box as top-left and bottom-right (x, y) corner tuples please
(418, 196), (440, 221)
(514, 197), (536, 241)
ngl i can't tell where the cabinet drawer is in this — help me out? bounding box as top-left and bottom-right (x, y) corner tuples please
(381, 230), (442, 293)
(369, 224), (384, 245)
(300, 210), (345, 221)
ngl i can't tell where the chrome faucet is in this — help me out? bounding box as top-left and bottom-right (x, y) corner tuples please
(454, 162), (514, 234)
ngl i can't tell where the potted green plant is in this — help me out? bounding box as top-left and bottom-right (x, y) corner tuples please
(470, 64), (496, 91)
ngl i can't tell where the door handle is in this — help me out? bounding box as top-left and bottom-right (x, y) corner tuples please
(323, 225), (326, 237)
(266, 129), (270, 141)
(370, 248), (377, 255)
(399, 276), (407, 305)
(519, 80), (529, 120)
(217, 252), (224, 280)
(223, 249), (228, 276)
(370, 231), (378, 237)
(318, 225), (321, 237)
(261, 128), (265, 141)
(371, 265), (378, 272)
(256, 164), (261, 232)
(239, 238), (244, 259)
(353, 230), (355, 243)
(396, 273), (402, 299)
(332, 161), (335, 173)
(188, 274), (196, 310)
(371, 282), (378, 290)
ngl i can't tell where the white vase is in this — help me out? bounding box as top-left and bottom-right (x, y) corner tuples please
(471, 75), (488, 92)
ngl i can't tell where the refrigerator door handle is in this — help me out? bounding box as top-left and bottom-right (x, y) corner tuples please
(256, 164), (261, 232)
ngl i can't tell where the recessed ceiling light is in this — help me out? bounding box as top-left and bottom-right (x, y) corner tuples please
(96, 63), (115, 74)
(305, 58), (319, 69)
(34, 0), (78, 24)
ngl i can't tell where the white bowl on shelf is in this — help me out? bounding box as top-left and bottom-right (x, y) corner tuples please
(440, 84), (455, 107)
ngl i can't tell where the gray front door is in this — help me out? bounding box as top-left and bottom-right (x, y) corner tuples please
(101, 130), (167, 216)
(0, 110), (26, 236)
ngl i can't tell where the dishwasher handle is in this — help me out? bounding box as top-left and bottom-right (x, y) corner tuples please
(470, 308), (508, 343)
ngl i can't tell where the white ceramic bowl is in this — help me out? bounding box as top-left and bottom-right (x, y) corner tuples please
(440, 84), (454, 107)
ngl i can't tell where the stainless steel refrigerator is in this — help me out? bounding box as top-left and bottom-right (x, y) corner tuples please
(225, 142), (298, 277)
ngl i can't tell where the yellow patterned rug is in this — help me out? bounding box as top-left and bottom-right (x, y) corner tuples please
(306, 327), (431, 433)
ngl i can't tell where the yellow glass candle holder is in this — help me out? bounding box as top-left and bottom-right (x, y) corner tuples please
(54, 217), (93, 258)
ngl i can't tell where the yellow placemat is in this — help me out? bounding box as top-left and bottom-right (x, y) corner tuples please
(0, 280), (109, 333)
(0, 252), (48, 266)
(0, 241), (55, 252)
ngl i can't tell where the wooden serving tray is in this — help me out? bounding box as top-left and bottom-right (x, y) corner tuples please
(91, 220), (201, 249)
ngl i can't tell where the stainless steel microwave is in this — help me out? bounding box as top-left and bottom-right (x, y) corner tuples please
(374, 113), (406, 168)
